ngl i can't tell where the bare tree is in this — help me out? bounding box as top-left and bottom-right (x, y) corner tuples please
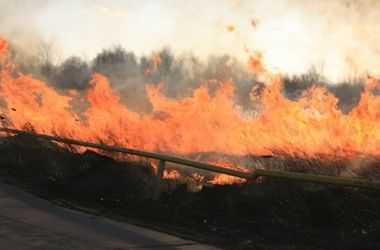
(37, 38), (60, 78)
(54, 56), (91, 90)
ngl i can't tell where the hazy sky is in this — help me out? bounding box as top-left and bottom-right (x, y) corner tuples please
(1, 0), (380, 81)
(34, 0), (254, 59)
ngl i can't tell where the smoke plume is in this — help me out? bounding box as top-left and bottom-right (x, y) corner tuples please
(244, 0), (380, 82)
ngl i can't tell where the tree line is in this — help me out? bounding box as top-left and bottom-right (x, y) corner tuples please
(9, 42), (365, 113)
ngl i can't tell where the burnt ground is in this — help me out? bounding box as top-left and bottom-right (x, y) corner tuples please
(0, 134), (379, 250)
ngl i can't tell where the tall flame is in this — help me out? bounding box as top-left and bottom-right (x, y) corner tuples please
(0, 39), (7, 54)
(1, 37), (380, 184)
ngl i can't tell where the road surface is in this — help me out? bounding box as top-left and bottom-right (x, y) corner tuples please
(0, 181), (220, 250)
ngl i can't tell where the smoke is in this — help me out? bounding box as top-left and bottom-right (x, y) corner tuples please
(1, 0), (375, 113)
(0, 0), (59, 73)
(0, 1), (48, 39)
(2, 0), (378, 83)
(244, 0), (380, 82)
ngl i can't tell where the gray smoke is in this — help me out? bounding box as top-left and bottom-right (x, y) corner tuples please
(0, 0), (59, 75)
(0, 0), (368, 114)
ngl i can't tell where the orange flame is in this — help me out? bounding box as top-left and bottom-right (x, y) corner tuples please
(251, 19), (258, 29)
(248, 52), (265, 74)
(1, 37), (380, 184)
(0, 39), (7, 55)
(226, 25), (235, 32)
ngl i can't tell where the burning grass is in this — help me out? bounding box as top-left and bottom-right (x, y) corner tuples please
(2, 36), (380, 171)
(1, 35), (380, 248)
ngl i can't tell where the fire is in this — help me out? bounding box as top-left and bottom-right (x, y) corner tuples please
(206, 159), (247, 185)
(251, 19), (258, 29)
(1, 37), (380, 184)
(226, 25), (235, 32)
(248, 52), (266, 75)
(0, 39), (7, 54)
